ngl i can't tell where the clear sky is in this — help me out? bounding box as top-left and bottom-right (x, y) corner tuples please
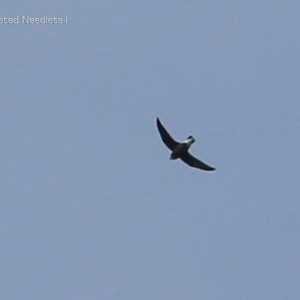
(1, 1), (300, 299)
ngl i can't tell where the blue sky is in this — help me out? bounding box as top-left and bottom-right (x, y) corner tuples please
(1, 1), (300, 299)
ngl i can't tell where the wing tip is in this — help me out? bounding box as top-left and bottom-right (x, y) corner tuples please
(156, 117), (164, 131)
(196, 165), (216, 171)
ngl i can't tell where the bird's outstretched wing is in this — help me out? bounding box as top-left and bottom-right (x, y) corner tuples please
(180, 152), (215, 171)
(156, 118), (179, 151)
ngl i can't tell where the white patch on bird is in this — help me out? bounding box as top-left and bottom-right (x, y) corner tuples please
(181, 137), (195, 147)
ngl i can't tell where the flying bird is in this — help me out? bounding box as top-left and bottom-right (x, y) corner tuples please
(156, 118), (215, 171)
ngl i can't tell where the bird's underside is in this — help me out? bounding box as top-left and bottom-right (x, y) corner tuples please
(156, 118), (215, 171)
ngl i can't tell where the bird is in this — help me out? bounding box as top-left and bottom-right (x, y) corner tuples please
(156, 118), (215, 171)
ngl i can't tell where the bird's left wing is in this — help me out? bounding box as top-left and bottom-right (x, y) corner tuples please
(156, 118), (179, 151)
(180, 152), (215, 171)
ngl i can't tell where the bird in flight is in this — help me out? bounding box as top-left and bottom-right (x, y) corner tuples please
(156, 118), (215, 171)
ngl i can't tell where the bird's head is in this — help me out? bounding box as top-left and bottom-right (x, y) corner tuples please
(185, 135), (195, 145)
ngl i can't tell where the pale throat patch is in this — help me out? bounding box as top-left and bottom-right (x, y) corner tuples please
(182, 137), (194, 146)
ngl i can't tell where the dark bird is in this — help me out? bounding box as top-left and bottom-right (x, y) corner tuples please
(156, 118), (215, 171)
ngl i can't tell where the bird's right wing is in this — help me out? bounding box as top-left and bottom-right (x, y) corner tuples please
(156, 118), (179, 151)
(181, 152), (215, 171)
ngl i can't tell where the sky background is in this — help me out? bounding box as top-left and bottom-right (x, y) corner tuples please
(1, 1), (300, 299)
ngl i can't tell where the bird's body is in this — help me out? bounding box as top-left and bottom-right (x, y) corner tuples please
(170, 136), (194, 159)
(156, 118), (215, 171)
(170, 143), (190, 160)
